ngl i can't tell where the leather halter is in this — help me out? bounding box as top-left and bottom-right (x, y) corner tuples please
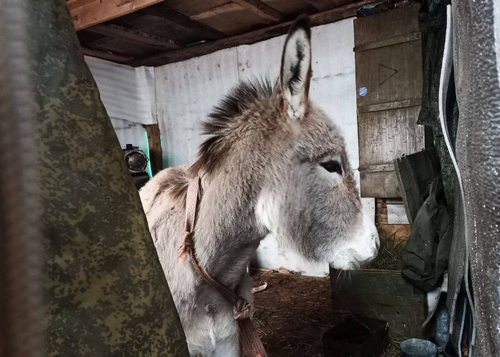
(178, 177), (267, 357)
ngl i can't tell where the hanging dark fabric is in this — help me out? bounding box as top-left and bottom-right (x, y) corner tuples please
(401, 178), (453, 292)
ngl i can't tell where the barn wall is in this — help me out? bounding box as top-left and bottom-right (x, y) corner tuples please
(85, 56), (156, 156)
(155, 18), (375, 277)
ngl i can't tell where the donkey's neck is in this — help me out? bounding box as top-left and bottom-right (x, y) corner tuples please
(192, 169), (267, 290)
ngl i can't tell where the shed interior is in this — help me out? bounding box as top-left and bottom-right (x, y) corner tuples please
(66, 1), (446, 356)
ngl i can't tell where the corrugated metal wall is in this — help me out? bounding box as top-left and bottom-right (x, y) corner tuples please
(85, 56), (156, 125)
(155, 18), (375, 276)
(85, 56), (156, 174)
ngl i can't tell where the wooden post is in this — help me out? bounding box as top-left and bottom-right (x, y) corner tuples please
(144, 124), (163, 176)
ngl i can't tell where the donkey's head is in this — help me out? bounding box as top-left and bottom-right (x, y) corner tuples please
(193, 16), (378, 270)
(253, 16), (379, 270)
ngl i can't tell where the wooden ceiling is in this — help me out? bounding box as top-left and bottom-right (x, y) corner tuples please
(69, 0), (381, 67)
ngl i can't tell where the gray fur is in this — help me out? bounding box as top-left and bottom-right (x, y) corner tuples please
(140, 16), (378, 356)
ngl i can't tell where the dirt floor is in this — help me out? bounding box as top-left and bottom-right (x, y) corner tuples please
(252, 270), (400, 357)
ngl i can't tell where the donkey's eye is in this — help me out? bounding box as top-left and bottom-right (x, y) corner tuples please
(320, 160), (342, 175)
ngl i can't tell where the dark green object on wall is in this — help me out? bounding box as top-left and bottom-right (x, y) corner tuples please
(28, 1), (188, 356)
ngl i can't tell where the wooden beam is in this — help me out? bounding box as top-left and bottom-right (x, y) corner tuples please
(303, 0), (337, 11)
(144, 124), (163, 176)
(81, 47), (134, 63)
(69, 0), (165, 31)
(86, 23), (183, 50)
(129, 0), (380, 67)
(230, 0), (286, 23)
(140, 5), (227, 40)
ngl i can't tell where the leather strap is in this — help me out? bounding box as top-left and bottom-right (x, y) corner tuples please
(178, 177), (267, 357)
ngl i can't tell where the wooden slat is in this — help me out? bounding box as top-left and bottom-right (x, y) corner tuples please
(69, 0), (165, 31)
(303, 0), (337, 11)
(130, 0), (380, 66)
(375, 198), (411, 239)
(140, 4), (226, 40)
(354, 31), (421, 52)
(331, 269), (422, 297)
(358, 98), (422, 113)
(360, 170), (401, 198)
(190, 3), (269, 36)
(162, 0), (231, 17)
(144, 124), (163, 176)
(86, 23), (182, 50)
(81, 47), (134, 63)
(67, 0), (96, 11)
(359, 163), (395, 172)
(354, 3), (420, 47)
(231, 0), (286, 23)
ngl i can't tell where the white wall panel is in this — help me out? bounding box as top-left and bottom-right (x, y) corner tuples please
(155, 49), (240, 167)
(85, 56), (156, 125)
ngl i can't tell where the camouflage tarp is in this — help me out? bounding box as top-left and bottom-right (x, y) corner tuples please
(29, 1), (189, 356)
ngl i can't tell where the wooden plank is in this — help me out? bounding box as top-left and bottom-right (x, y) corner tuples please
(358, 163), (395, 172)
(86, 23), (182, 50)
(231, 0), (286, 23)
(67, 0), (96, 11)
(355, 41), (423, 107)
(358, 98), (422, 113)
(331, 269), (422, 297)
(378, 223), (411, 240)
(354, 3), (420, 47)
(164, 0), (231, 17)
(354, 31), (421, 52)
(303, 0), (337, 11)
(190, 3), (270, 36)
(140, 5), (226, 40)
(376, 198), (411, 239)
(358, 107), (424, 168)
(69, 0), (165, 31)
(360, 170), (400, 198)
(130, 0), (381, 66)
(263, 0), (316, 15)
(81, 47), (134, 63)
(144, 124), (163, 176)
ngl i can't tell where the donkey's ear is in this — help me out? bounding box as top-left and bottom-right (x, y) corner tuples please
(280, 15), (312, 122)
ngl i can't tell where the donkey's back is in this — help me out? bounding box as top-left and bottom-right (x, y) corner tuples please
(139, 165), (195, 307)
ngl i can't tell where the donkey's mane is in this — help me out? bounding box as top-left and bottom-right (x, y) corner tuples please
(160, 78), (278, 204)
(190, 77), (277, 175)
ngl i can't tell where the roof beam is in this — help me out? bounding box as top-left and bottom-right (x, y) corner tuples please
(129, 0), (379, 67)
(86, 23), (183, 50)
(68, 0), (165, 31)
(303, 0), (338, 11)
(81, 47), (134, 63)
(140, 5), (226, 40)
(231, 0), (286, 23)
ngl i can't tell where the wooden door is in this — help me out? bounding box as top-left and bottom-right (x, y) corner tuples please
(355, 4), (425, 198)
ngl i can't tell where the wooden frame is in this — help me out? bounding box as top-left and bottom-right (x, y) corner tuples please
(71, 0), (397, 67)
(129, 0), (379, 66)
(69, 0), (164, 31)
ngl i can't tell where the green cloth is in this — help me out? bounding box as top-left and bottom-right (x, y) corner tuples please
(30, 1), (188, 356)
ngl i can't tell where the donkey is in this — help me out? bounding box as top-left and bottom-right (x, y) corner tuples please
(140, 15), (379, 357)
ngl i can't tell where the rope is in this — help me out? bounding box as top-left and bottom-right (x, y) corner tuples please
(178, 177), (268, 357)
